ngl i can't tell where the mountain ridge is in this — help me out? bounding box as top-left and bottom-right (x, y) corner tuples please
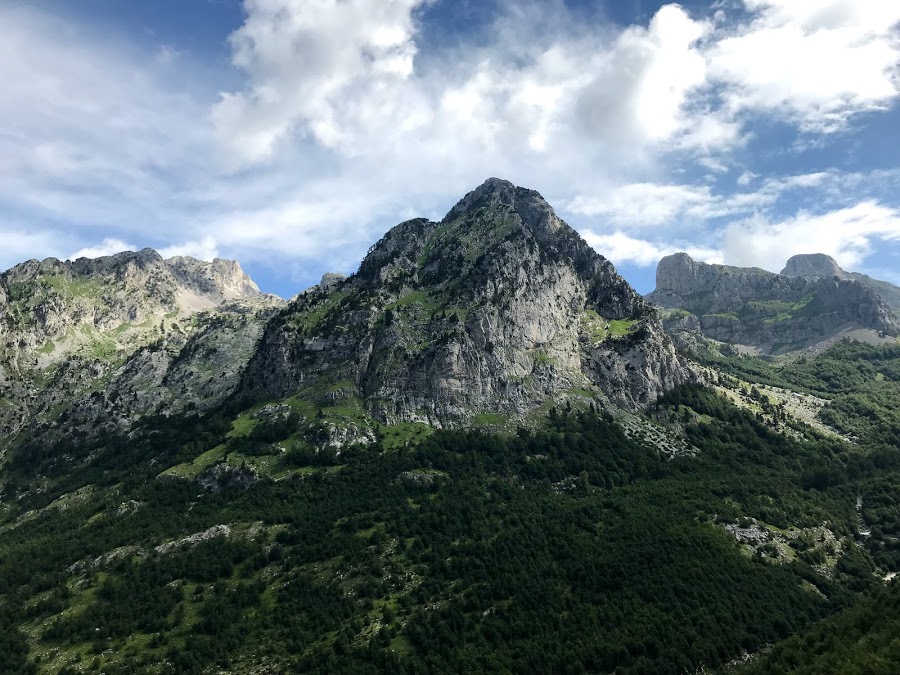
(647, 251), (898, 354)
(782, 252), (900, 311)
(0, 249), (282, 449)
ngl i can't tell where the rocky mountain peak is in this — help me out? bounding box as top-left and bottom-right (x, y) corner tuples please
(243, 179), (694, 427)
(0, 249), (274, 368)
(443, 177), (566, 241)
(781, 253), (847, 280)
(166, 256), (261, 302)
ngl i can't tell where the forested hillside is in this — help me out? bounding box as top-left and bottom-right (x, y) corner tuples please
(2, 341), (898, 673)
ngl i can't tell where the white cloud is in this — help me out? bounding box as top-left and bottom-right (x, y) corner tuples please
(709, 0), (900, 131)
(0, 5), (214, 241)
(69, 238), (138, 260)
(582, 230), (723, 267)
(2, 1), (900, 292)
(737, 170), (757, 186)
(568, 183), (714, 226)
(565, 171), (837, 228)
(212, 0), (427, 165)
(160, 237), (220, 261)
(213, 0), (735, 175)
(722, 201), (900, 271)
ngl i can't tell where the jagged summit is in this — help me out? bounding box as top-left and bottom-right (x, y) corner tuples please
(648, 252), (898, 354)
(0, 247), (274, 368)
(243, 179), (693, 428)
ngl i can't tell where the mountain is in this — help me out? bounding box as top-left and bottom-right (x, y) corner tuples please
(2, 179), (900, 675)
(0, 250), (282, 450)
(782, 253), (900, 311)
(647, 252), (898, 354)
(241, 178), (694, 433)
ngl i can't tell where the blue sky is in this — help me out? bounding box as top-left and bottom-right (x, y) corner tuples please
(2, 0), (899, 296)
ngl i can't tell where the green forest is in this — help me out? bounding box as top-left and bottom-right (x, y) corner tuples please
(1, 342), (898, 673)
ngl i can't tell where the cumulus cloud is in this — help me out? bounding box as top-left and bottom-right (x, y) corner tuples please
(709, 0), (900, 131)
(212, 0), (427, 164)
(582, 230), (723, 267)
(737, 170), (757, 186)
(213, 1), (734, 173)
(69, 239), (138, 260)
(722, 202), (900, 271)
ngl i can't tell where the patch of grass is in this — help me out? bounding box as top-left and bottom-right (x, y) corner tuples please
(321, 397), (374, 427)
(745, 297), (813, 324)
(288, 290), (348, 332)
(326, 379), (358, 393)
(582, 309), (609, 343)
(45, 275), (104, 298)
(566, 387), (599, 399)
(379, 422), (434, 451)
(89, 339), (118, 360)
(608, 319), (638, 336)
(389, 290), (438, 311)
(160, 444), (228, 479)
(661, 308), (694, 319)
(227, 416), (259, 438)
(473, 412), (511, 426)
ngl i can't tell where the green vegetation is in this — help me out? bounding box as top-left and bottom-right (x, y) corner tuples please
(2, 376), (897, 673)
(44, 275), (103, 299)
(608, 318), (638, 336)
(738, 581), (900, 674)
(286, 290), (348, 333)
(471, 412), (510, 426)
(746, 297), (813, 323)
(2, 341), (900, 673)
(583, 310), (638, 341)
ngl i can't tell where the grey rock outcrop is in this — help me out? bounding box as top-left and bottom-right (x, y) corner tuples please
(319, 272), (347, 292)
(781, 254), (847, 280)
(647, 253), (898, 354)
(167, 256), (262, 301)
(242, 178), (695, 425)
(782, 253), (900, 311)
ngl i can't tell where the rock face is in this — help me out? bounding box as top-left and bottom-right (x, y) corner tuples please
(0, 250), (281, 448)
(648, 253), (898, 354)
(782, 254), (900, 311)
(242, 178), (694, 424)
(781, 254), (848, 280)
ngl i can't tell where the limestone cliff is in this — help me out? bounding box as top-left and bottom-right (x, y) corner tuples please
(647, 253), (898, 354)
(242, 178), (694, 425)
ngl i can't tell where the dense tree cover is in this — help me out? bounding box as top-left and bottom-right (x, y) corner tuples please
(738, 581), (900, 674)
(1, 345), (898, 672)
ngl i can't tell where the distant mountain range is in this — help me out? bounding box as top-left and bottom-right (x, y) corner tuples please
(646, 252), (899, 355)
